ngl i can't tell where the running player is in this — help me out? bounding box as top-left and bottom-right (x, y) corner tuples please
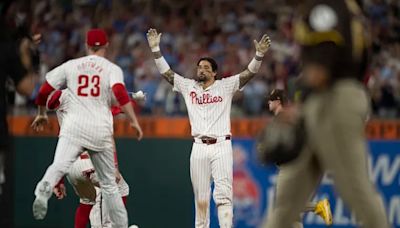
(147, 28), (270, 228)
(31, 28), (143, 228)
(262, 1), (389, 227)
(48, 89), (144, 228)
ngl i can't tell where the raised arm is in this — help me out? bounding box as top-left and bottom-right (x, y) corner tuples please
(112, 84), (143, 140)
(239, 34), (271, 89)
(146, 28), (176, 85)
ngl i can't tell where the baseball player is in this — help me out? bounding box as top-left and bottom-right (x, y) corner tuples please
(262, 1), (389, 228)
(48, 89), (145, 228)
(265, 89), (332, 227)
(53, 152), (129, 228)
(146, 28), (271, 228)
(31, 28), (143, 228)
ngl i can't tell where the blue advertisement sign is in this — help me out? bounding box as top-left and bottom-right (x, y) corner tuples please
(209, 139), (400, 228)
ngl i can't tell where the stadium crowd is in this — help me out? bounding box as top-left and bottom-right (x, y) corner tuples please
(9, 0), (400, 118)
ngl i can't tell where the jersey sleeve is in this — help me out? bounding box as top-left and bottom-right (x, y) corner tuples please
(45, 63), (67, 89)
(110, 66), (125, 87)
(173, 73), (192, 93)
(221, 74), (240, 94)
(46, 90), (62, 110)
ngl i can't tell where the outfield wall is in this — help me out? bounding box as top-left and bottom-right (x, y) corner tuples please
(14, 138), (194, 228)
(13, 137), (400, 228)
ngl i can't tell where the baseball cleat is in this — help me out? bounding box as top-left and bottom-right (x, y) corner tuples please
(32, 181), (51, 220)
(33, 195), (48, 220)
(314, 198), (333, 225)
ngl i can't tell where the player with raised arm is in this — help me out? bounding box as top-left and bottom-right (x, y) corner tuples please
(31, 28), (143, 228)
(147, 28), (270, 228)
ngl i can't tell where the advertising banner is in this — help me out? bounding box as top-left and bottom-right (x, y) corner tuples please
(209, 140), (400, 228)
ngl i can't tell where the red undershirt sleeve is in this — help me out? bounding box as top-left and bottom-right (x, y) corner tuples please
(35, 81), (55, 106)
(112, 83), (130, 106)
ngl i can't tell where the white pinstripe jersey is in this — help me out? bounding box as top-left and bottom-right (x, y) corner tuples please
(173, 74), (241, 137)
(46, 55), (124, 151)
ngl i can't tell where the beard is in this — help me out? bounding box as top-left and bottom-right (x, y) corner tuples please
(196, 74), (207, 82)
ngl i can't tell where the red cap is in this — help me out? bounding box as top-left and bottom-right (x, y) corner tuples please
(86, 29), (108, 47)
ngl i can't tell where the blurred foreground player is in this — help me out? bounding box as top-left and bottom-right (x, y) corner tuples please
(0, 2), (41, 226)
(262, 1), (389, 228)
(31, 28), (143, 227)
(263, 89), (332, 227)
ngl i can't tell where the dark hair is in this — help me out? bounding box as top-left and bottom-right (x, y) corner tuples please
(197, 57), (218, 73)
(268, 89), (288, 106)
(88, 45), (106, 52)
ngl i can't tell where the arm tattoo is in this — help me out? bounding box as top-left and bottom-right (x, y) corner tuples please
(162, 69), (175, 85)
(153, 51), (175, 85)
(239, 55), (263, 88)
(239, 69), (256, 88)
(153, 51), (162, 59)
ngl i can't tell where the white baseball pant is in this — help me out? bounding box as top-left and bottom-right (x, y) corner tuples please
(190, 139), (233, 228)
(34, 136), (128, 227)
(66, 154), (130, 227)
(66, 155), (98, 204)
(89, 177), (129, 228)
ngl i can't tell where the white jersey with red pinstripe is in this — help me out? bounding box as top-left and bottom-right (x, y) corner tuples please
(45, 55), (124, 151)
(173, 74), (240, 137)
(173, 73), (240, 228)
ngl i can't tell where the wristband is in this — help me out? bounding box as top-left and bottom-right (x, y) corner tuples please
(151, 45), (160, 52)
(155, 56), (171, 74)
(248, 57), (262, 73)
(256, 51), (264, 58)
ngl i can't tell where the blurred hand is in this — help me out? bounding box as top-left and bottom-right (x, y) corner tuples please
(53, 183), (66, 200)
(146, 28), (162, 50)
(115, 169), (122, 184)
(254, 34), (271, 56)
(131, 122), (143, 141)
(31, 114), (49, 132)
(32, 34), (42, 46)
(131, 90), (146, 102)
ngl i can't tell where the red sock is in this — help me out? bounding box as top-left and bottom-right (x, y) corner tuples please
(122, 196), (127, 206)
(74, 203), (93, 228)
